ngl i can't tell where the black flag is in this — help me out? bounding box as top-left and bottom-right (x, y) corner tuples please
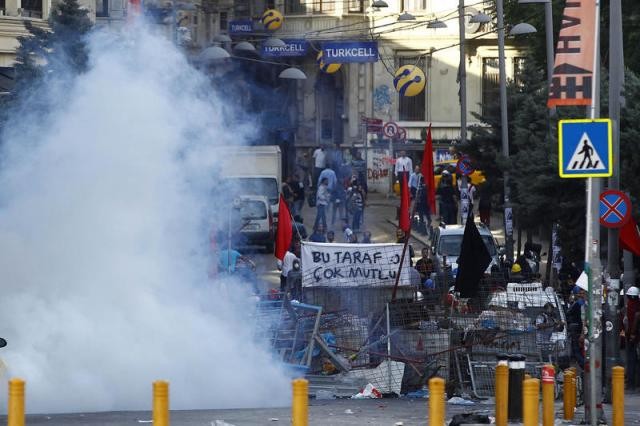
(454, 212), (492, 298)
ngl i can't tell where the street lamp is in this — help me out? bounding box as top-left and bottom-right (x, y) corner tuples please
(278, 67), (307, 80)
(397, 11), (416, 22)
(427, 19), (447, 29)
(509, 22), (536, 35)
(264, 37), (287, 48)
(213, 34), (232, 43)
(371, 0), (388, 7)
(234, 41), (257, 52)
(199, 46), (231, 61)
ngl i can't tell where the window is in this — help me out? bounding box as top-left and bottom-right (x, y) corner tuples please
(21, 0), (42, 17)
(397, 56), (426, 121)
(482, 57), (499, 116)
(95, 0), (108, 17)
(285, 0), (306, 14)
(348, 0), (363, 13)
(401, 0), (425, 11)
(313, 0), (335, 13)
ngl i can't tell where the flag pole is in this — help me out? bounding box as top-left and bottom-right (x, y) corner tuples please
(391, 184), (421, 302)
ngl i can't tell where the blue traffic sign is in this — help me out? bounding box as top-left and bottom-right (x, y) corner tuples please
(599, 189), (631, 229)
(456, 156), (474, 176)
(558, 119), (612, 178)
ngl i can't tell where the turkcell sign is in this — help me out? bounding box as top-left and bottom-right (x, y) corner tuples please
(261, 39), (308, 57)
(229, 19), (253, 34)
(321, 41), (378, 64)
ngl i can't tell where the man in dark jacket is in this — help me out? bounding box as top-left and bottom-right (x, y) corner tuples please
(567, 285), (586, 368)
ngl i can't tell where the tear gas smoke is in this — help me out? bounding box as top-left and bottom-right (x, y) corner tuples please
(0, 24), (289, 413)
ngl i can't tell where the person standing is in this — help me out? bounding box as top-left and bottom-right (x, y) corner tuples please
(478, 185), (492, 227)
(282, 176), (295, 211)
(409, 165), (421, 200)
(395, 150), (413, 198)
(350, 186), (364, 232)
(330, 180), (347, 227)
(414, 248), (434, 282)
(309, 224), (327, 243)
(351, 150), (367, 195)
(436, 171), (457, 225)
(317, 165), (337, 191)
(312, 146), (326, 189)
(567, 285), (586, 369)
(315, 177), (330, 229)
(277, 243), (300, 292)
(292, 175), (305, 217)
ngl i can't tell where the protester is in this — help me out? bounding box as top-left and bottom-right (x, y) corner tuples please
(567, 285), (586, 368)
(281, 176), (295, 210)
(343, 220), (354, 243)
(414, 248), (434, 282)
(315, 177), (330, 229)
(409, 165), (421, 200)
(277, 242), (300, 292)
(436, 170), (457, 225)
(626, 286), (640, 390)
(361, 231), (372, 243)
(330, 180), (347, 227)
(292, 175), (305, 217)
(326, 230), (335, 243)
(349, 185), (365, 232)
(292, 215), (308, 240)
(317, 165), (337, 191)
(478, 185), (492, 227)
(351, 150), (367, 195)
(395, 150), (413, 198)
(312, 146), (326, 188)
(415, 177), (432, 235)
(309, 224), (327, 243)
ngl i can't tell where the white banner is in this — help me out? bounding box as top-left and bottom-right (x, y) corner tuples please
(301, 242), (412, 287)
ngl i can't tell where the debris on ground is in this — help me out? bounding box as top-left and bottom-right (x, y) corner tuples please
(315, 389), (336, 400)
(447, 396), (475, 405)
(351, 383), (382, 399)
(344, 409), (354, 414)
(448, 413), (491, 425)
(404, 389), (429, 398)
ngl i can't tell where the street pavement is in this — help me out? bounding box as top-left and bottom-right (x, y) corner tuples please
(6, 395), (640, 425)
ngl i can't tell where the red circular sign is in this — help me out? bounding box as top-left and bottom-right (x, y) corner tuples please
(599, 189), (632, 229)
(396, 127), (407, 141)
(383, 122), (399, 138)
(456, 156), (474, 176)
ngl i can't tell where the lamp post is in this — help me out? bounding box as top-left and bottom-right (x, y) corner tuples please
(496, 0), (513, 262)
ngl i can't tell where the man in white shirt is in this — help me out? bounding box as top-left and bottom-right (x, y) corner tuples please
(317, 166), (337, 191)
(408, 165), (421, 200)
(278, 244), (300, 292)
(395, 150), (413, 198)
(312, 146), (326, 188)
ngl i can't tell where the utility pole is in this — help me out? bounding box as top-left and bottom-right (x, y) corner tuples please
(458, 0), (469, 225)
(604, 0), (624, 403)
(584, 1), (605, 423)
(496, 0), (513, 262)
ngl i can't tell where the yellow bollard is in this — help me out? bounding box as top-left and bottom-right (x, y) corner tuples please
(563, 370), (575, 420)
(612, 366), (625, 426)
(292, 378), (309, 426)
(495, 364), (509, 426)
(524, 374), (531, 381)
(541, 365), (555, 426)
(153, 380), (170, 426)
(522, 378), (540, 426)
(8, 378), (25, 426)
(429, 377), (445, 426)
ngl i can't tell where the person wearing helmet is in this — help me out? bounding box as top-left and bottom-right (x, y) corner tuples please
(567, 285), (586, 368)
(626, 286), (640, 390)
(536, 302), (564, 345)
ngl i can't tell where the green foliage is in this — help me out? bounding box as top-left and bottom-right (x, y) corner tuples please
(12, 0), (92, 93)
(619, 70), (640, 218)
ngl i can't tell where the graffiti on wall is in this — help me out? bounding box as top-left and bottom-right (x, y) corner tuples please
(373, 85), (392, 117)
(367, 149), (394, 192)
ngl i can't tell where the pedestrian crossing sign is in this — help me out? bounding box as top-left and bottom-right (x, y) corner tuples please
(558, 119), (612, 178)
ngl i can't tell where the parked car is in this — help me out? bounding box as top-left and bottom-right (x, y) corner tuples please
(430, 222), (500, 274)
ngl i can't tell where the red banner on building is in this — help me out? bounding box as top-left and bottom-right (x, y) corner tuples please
(547, 0), (597, 108)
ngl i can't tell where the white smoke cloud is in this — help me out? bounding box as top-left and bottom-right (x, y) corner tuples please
(0, 23), (289, 413)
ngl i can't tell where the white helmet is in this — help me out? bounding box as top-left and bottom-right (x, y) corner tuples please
(627, 286), (640, 297)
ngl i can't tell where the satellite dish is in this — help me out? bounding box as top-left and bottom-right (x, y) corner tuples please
(465, 7), (481, 34)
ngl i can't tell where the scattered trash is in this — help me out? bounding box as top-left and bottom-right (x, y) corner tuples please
(344, 409), (354, 414)
(269, 418), (279, 422)
(137, 422), (152, 424)
(351, 383), (382, 399)
(447, 396), (475, 405)
(448, 413), (490, 425)
(213, 421), (237, 426)
(315, 389), (336, 400)
(404, 389), (429, 398)
(394, 422), (404, 426)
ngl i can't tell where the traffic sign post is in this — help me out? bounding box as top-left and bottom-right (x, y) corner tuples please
(599, 190), (631, 229)
(456, 156), (474, 176)
(558, 119), (612, 178)
(383, 122), (399, 138)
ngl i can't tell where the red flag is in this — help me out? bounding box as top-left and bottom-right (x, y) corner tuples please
(274, 195), (293, 261)
(620, 218), (640, 256)
(399, 173), (410, 232)
(421, 124), (436, 213)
